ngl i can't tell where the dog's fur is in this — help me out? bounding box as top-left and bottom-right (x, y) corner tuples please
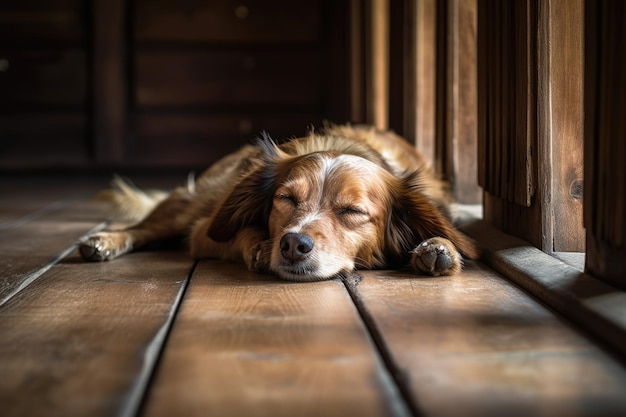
(79, 125), (478, 281)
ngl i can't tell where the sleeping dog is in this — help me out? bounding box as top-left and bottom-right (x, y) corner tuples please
(79, 125), (478, 281)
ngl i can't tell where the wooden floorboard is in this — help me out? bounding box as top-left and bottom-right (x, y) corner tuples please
(0, 199), (110, 306)
(2, 175), (626, 417)
(350, 263), (626, 417)
(0, 251), (194, 417)
(141, 260), (410, 417)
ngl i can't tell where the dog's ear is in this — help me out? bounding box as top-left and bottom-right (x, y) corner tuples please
(207, 133), (283, 242)
(386, 170), (479, 263)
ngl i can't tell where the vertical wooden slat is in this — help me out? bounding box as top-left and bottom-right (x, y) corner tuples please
(538, 0), (584, 252)
(435, 0), (449, 177)
(414, 0), (437, 163)
(478, 0), (535, 207)
(584, 0), (626, 288)
(93, 0), (126, 163)
(367, 0), (389, 130)
(446, 0), (481, 203)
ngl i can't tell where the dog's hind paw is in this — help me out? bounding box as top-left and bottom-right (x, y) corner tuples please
(410, 237), (462, 276)
(78, 232), (132, 261)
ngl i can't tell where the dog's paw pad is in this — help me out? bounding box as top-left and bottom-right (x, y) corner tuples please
(246, 240), (273, 273)
(78, 233), (127, 262)
(410, 237), (461, 276)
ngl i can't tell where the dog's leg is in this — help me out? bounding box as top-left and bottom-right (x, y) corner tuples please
(189, 218), (272, 273)
(409, 237), (463, 276)
(79, 187), (194, 261)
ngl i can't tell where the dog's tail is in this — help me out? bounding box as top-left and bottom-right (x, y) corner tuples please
(95, 175), (170, 223)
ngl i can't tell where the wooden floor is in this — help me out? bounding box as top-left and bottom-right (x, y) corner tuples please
(2, 175), (626, 417)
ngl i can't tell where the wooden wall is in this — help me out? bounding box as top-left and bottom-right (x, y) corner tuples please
(477, 0), (585, 253)
(1, 0), (351, 170)
(584, 0), (626, 288)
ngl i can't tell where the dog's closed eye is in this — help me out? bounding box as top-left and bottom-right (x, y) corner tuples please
(274, 193), (299, 208)
(336, 206), (368, 216)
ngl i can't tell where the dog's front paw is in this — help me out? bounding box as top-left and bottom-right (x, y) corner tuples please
(246, 240), (273, 273)
(410, 237), (462, 276)
(78, 232), (131, 261)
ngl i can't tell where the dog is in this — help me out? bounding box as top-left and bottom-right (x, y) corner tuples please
(79, 125), (478, 281)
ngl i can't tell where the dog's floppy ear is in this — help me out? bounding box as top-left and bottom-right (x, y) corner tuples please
(207, 133), (282, 242)
(386, 170), (479, 263)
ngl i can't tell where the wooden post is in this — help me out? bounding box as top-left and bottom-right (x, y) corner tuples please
(478, 0), (584, 252)
(445, 0), (481, 203)
(584, 0), (626, 288)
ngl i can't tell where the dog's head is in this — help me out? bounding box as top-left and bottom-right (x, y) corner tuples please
(207, 136), (477, 281)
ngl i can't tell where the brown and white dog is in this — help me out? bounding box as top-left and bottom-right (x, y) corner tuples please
(79, 125), (478, 281)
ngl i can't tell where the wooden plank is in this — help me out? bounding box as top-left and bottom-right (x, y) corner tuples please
(584, 0), (626, 288)
(348, 262), (626, 417)
(134, 0), (321, 44)
(0, 199), (110, 306)
(135, 49), (322, 108)
(446, 0), (481, 204)
(0, 0), (85, 42)
(0, 252), (193, 417)
(133, 113), (320, 168)
(538, 0), (584, 252)
(0, 48), (86, 106)
(0, 112), (88, 168)
(460, 217), (626, 356)
(366, 0), (388, 130)
(142, 260), (410, 417)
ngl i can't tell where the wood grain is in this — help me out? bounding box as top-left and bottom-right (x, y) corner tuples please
(141, 260), (410, 417)
(134, 0), (321, 44)
(538, 0), (584, 252)
(0, 200), (110, 305)
(584, 0), (626, 288)
(135, 49), (322, 108)
(446, 0), (481, 204)
(0, 252), (193, 417)
(350, 262), (626, 417)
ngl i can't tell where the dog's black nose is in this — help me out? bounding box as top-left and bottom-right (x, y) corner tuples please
(280, 233), (314, 261)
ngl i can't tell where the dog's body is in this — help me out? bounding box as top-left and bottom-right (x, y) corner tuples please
(79, 125), (478, 281)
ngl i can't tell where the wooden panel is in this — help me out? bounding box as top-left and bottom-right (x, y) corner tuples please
(134, 0), (321, 44)
(584, 0), (626, 288)
(142, 261), (410, 417)
(0, 113), (88, 168)
(0, 48), (86, 107)
(537, 0), (584, 252)
(0, 0), (85, 41)
(366, 0), (389, 130)
(478, 0), (547, 250)
(0, 252), (193, 417)
(93, 0), (126, 164)
(477, 0), (536, 207)
(388, 0), (437, 161)
(414, 0), (437, 163)
(446, 0), (481, 203)
(350, 263), (626, 417)
(135, 49), (322, 108)
(132, 113), (320, 167)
